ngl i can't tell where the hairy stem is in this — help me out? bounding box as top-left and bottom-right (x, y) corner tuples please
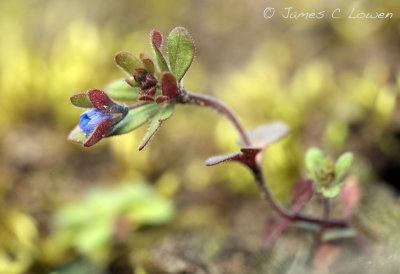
(254, 167), (347, 228)
(179, 90), (348, 229)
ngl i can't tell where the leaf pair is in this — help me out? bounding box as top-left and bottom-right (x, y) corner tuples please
(114, 51), (156, 79)
(305, 148), (354, 198)
(206, 122), (289, 170)
(151, 27), (195, 85)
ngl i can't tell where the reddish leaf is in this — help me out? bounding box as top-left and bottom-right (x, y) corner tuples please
(151, 30), (169, 72)
(151, 30), (163, 49)
(138, 95), (155, 102)
(83, 118), (114, 147)
(146, 87), (156, 96)
(145, 74), (157, 86)
(87, 89), (124, 113)
(205, 147), (262, 171)
(260, 216), (291, 248)
(313, 243), (341, 272)
(155, 95), (168, 104)
(125, 78), (138, 87)
(291, 178), (316, 213)
(161, 72), (179, 99)
(340, 177), (361, 219)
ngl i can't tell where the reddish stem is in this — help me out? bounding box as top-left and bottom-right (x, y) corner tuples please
(179, 90), (348, 229)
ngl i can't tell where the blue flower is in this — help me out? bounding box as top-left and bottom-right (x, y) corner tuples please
(79, 109), (113, 134)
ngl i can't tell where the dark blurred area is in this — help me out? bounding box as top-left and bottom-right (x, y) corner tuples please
(0, 0), (399, 273)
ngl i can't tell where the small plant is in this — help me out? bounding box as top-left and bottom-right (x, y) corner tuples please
(68, 27), (361, 249)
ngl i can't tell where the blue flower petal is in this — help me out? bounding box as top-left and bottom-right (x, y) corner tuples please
(79, 109), (113, 134)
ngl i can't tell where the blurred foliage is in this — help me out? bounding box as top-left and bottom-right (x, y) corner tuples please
(52, 183), (173, 261)
(0, 0), (399, 272)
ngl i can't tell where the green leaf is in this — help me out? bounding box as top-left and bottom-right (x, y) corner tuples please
(142, 58), (155, 75)
(111, 103), (162, 135)
(321, 183), (344, 198)
(70, 93), (93, 108)
(67, 126), (88, 144)
(150, 30), (169, 72)
(305, 148), (325, 175)
(167, 27), (195, 82)
(138, 103), (175, 151)
(335, 152), (353, 181)
(114, 51), (142, 75)
(105, 79), (139, 101)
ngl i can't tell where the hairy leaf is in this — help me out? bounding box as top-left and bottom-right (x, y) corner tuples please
(161, 72), (179, 99)
(111, 103), (161, 135)
(167, 27), (195, 82)
(142, 58), (155, 75)
(150, 30), (169, 72)
(84, 118), (114, 147)
(115, 51), (142, 76)
(138, 103), (175, 151)
(105, 79), (139, 101)
(70, 93), (93, 108)
(87, 89), (122, 113)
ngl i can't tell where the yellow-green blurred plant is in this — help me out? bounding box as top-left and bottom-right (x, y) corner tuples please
(0, 209), (38, 274)
(50, 183), (174, 263)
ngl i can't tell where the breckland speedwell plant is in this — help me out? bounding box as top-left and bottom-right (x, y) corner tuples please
(68, 27), (360, 245)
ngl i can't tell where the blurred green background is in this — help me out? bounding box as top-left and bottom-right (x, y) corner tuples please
(0, 0), (399, 273)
